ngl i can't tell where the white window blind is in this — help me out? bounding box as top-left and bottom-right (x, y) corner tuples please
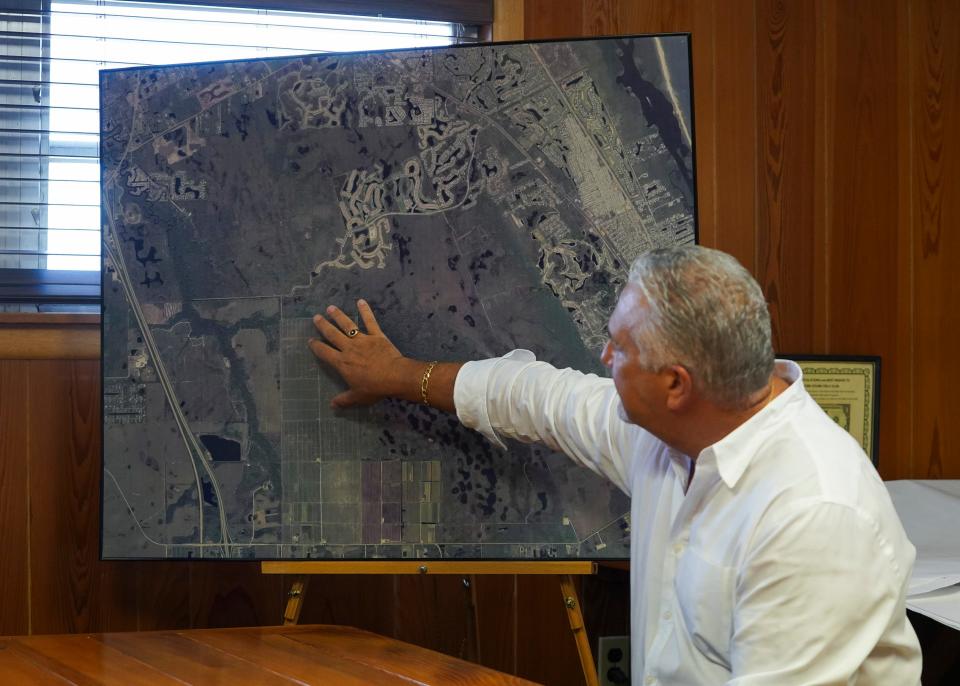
(0, 0), (479, 306)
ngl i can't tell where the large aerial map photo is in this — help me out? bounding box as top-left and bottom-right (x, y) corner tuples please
(100, 36), (696, 559)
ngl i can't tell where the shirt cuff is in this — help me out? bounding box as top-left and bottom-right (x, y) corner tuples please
(454, 348), (537, 450)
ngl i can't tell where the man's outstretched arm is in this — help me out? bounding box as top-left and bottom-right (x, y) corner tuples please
(309, 298), (648, 495)
(308, 299), (462, 413)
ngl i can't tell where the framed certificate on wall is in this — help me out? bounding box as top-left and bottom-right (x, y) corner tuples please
(780, 355), (881, 466)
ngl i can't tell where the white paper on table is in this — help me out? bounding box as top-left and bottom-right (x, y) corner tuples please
(885, 480), (960, 595)
(906, 584), (960, 631)
(907, 561), (960, 596)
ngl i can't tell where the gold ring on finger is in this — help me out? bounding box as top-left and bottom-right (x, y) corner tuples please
(346, 328), (360, 338)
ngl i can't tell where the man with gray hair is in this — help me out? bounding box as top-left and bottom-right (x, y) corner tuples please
(310, 245), (922, 684)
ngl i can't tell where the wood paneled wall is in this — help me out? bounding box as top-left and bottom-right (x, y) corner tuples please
(499, 0), (960, 479)
(1, 3), (957, 685)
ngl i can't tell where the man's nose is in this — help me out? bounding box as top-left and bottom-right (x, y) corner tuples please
(601, 340), (613, 367)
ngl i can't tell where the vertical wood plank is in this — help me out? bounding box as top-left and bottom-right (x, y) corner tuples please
(711, 0), (759, 274)
(581, 566), (630, 642)
(28, 359), (95, 633)
(825, 0), (902, 472)
(895, 0), (916, 480)
(28, 360), (138, 634)
(392, 575), (473, 660)
(523, 0), (583, 39)
(188, 562), (284, 629)
(755, 0), (818, 354)
(136, 562), (191, 631)
(474, 575), (517, 674)
(516, 575), (584, 686)
(617, 0), (692, 33)
(811, 0), (837, 354)
(493, 0), (525, 41)
(910, 0), (960, 478)
(94, 562), (140, 634)
(581, 0), (619, 36)
(0, 361), (30, 636)
(298, 574), (395, 637)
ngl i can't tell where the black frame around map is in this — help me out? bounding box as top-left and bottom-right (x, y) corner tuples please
(100, 35), (698, 560)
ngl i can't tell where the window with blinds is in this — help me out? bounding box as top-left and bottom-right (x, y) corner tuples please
(0, 0), (481, 308)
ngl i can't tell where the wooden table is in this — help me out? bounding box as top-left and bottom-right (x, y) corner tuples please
(0, 624), (540, 685)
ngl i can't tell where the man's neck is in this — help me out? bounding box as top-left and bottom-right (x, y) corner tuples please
(669, 374), (790, 459)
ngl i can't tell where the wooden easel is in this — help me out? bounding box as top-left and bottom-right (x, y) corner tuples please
(261, 560), (600, 686)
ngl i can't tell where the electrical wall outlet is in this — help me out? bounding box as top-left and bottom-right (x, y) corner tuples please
(597, 635), (630, 685)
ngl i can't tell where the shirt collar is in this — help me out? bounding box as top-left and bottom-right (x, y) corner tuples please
(700, 360), (805, 489)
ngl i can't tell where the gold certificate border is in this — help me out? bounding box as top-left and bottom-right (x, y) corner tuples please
(782, 356), (880, 464)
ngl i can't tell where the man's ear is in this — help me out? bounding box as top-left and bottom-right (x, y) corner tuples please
(663, 364), (694, 411)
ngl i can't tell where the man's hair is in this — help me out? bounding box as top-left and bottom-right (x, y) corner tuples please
(627, 245), (774, 409)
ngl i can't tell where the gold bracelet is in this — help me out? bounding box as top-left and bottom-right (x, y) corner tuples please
(420, 360), (439, 407)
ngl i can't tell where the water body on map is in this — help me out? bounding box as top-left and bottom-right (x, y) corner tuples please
(100, 37), (696, 560)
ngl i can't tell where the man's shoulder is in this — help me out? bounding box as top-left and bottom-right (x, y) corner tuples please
(748, 391), (874, 497)
(740, 399), (911, 557)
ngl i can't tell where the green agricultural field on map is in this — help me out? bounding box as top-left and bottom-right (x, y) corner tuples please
(100, 36), (696, 560)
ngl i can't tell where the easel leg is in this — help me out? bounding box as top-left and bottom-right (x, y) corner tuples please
(283, 576), (310, 626)
(560, 574), (599, 686)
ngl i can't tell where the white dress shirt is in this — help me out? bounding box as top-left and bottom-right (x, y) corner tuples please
(454, 351), (922, 684)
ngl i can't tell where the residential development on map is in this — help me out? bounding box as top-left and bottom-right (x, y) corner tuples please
(100, 37), (696, 559)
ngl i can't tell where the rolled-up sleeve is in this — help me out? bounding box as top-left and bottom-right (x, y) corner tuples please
(454, 349), (647, 495)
